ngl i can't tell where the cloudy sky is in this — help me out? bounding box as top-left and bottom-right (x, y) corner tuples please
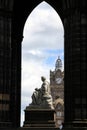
(21, 1), (64, 126)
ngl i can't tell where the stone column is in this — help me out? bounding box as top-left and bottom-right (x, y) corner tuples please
(0, 0), (13, 127)
(63, 0), (87, 128)
(11, 35), (23, 127)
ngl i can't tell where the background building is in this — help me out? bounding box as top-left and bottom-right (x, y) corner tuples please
(50, 56), (64, 128)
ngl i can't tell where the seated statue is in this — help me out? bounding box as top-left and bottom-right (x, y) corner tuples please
(29, 76), (54, 109)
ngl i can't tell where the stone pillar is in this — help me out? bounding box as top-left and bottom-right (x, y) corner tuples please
(11, 35), (23, 127)
(63, 0), (87, 128)
(0, 0), (13, 127)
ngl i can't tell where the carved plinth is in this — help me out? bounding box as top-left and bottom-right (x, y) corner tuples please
(23, 109), (55, 128)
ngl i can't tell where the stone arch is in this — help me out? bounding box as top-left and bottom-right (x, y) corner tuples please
(11, 0), (64, 127)
(21, 1), (64, 125)
(0, 0), (87, 128)
(3, 0), (86, 128)
(12, 0), (63, 38)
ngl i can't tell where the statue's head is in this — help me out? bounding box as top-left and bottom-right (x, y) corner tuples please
(41, 76), (46, 81)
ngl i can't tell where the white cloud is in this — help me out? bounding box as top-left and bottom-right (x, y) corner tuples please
(22, 1), (64, 51)
(28, 50), (42, 55)
(21, 1), (64, 126)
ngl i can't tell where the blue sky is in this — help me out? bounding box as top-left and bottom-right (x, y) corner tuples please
(21, 1), (64, 126)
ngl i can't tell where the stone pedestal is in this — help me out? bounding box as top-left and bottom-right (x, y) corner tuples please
(23, 109), (55, 128)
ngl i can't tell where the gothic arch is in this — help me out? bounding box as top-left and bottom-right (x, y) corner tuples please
(12, 0), (63, 38)
(11, 0), (87, 128)
(0, 0), (86, 128)
(11, 0), (64, 127)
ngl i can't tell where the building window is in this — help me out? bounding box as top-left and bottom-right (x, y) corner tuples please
(57, 111), (62, 117)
